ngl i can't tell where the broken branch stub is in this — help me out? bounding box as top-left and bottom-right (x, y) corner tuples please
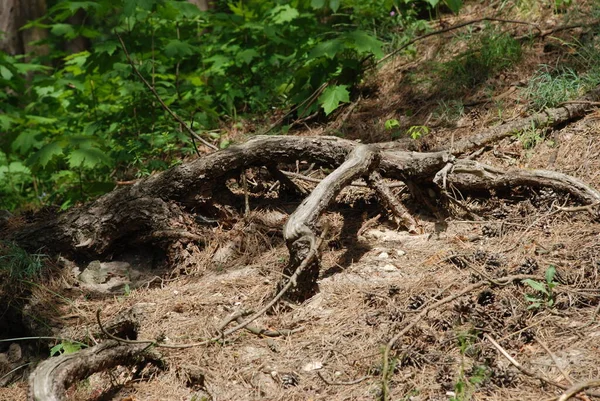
(281, 145), (380, 302)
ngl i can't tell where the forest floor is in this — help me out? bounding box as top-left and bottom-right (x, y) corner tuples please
(2, 2), (600, 401)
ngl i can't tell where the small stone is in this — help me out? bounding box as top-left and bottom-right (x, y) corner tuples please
(302, 361), (323, 372)
(378, 252), (389, 259)
(381, 264), (397, 272)
(395, 249), (406, 256)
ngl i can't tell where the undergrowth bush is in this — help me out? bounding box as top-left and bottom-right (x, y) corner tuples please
(0, 0), (461, 211)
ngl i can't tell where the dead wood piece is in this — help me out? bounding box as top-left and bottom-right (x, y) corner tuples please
(267, 165), (308, 196)
(233, 316), (304, 337)
(9, 130), (600, 260)
(443, 85), (600, 155)
(485, 334), (600, 399)
(448, 160), (600, 204)
(367, 171), (421, 234)
(281, 145), (379, 302)
(558, 379), (600, 401)
(29, 340), (156, 401)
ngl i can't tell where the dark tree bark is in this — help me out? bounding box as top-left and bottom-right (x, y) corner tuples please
(0, 0), (48, 55)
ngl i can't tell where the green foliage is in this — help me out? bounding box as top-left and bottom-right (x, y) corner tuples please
(319, 85), (350, 116)
(515, 121), (544, 150)
(406, 125), (429, 139)
(437, 27), (521, 96)
(523, 265), (558, 310)
(384, 118), (401, 130)
(0, 242), (48, 280)
(449, 332), (490, 401)
(524, 65), (600, 110)
(50, 340), (84, 357)
(0, 0), (464, 210)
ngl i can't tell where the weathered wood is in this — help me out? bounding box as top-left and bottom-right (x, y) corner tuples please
(11, 133), (600, 260)
(367, 171), (421, 234)
(444, 85), (600, 155)
(281, 145), (379, 301)
(29, 340), (154, 401)
(448, 160), (600, 204)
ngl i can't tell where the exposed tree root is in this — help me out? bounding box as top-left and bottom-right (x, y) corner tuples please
(28, 340), (161, 401)
(446, 85), (600, 155)
(280, 144), (378, 301)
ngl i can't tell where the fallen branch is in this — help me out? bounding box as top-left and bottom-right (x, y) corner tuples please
(485, 334), (600, 399)
(367, 170), (421, 234)
(558, 379), (600, 401)
(280, 144), (379, 301)
(377, 17), (541, 66)
(444, 85), (600, 155)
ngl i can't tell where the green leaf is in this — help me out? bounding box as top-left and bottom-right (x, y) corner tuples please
(50, 23), (75, 38)
(444, 0), (463, 13)
(522, 279), (549, 296)
(61, 341), (82, 354)
(346, 31), (384, 59)
(12, 131), (43, 153)
(236, 49), (260, 64)
(0, 114), (14, 130)
(28, 142), (65, 168)
(329, 0), (340, 12)
(95, 41), (118, 56)
(123, 0), (155, 17)
(26, 115), (58, 125)
(318, 85), (350, 115)
(0, 65), (13, 80)
(545, 265), (556, 284)
(309, 39), (344, 59)
(425, 0), (440, 7)
(164, 39), (195, 58)
(50, 343), (63, 357)
(269, 5), (299, 24)
(68, 147), (111, 169)
(311, 0), (326, 9)
(385, 119), (400, 130)
(170, 1), (202, 17)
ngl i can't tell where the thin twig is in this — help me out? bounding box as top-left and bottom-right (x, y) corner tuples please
(0, 362), (31, 384)
(556, 201), (600, 213)
(578, 303), (600, 329)
(559, 101), (600, 107)
(558, 379), (600, 401)
(260, 82), (328, 135)
(96, 227), (328, 349)
(536, 337), (573, 385)
(219, 225), (329, 337)
(377, 17), (541, 66)
(485, 334), (600, 398)
(283, 170), (406, 188)
(115, 32), (217, 151)
(234, 316), (304, 337)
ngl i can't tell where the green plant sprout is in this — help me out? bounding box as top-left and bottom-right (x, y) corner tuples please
(523, 265), (558, 310)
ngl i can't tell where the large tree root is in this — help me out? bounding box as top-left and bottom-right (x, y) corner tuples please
(28, 340), (160, 401)
(10, 90), (600, 304)
(281, 145), (379, 301)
